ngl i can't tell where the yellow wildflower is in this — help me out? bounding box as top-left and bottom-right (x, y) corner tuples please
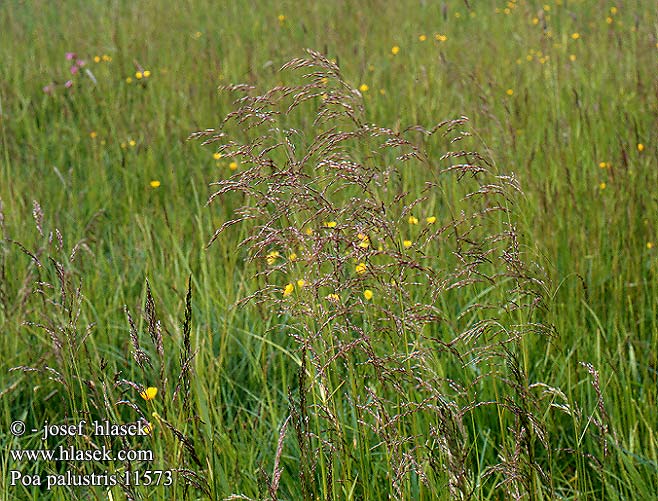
(359, 84), (369, 92)
(391, 45), (400, 55)
(135, 71), (143, 79)
(403, 240), (412, 248)
(278, 14), (286, 22)
(326, 293), (340, 302)
(571, 33), (580, 40)
(140, 387), (158, 401)
(229, 161), (238, 170)
(418, 34), (427, 42)
(506, 89), (514, 96)
(266, 251), (280, 265)
(599, 182), (607, 190)
(364, 289), (373, 300)
(125, 77), (133, 84)
(324, 221), (337, 228)
(637, 143), (645, 152)
(90, 131), (98, 139)
(143, 70), (151, 78)
(305, 227), (314, 235)
(647, 242), (654, 250)
(149, 180), (161, 188)
(213, 152), (222, 160)
(296, 279), (306, 288)
(435, 34), (448, 42)
(355, 262), (367, 274)
(569, 54), (576, 62)
(408, 216), (419, 225)
(426, 216), (436, 224)
(283, 283), (294, 296)
(289, 252), (297, 261)
(94, 56), (101, 63)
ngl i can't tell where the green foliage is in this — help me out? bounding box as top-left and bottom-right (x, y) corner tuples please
(0, 0), (656, 499)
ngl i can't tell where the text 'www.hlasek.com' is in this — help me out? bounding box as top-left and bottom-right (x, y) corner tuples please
(7, 419), (174, 490)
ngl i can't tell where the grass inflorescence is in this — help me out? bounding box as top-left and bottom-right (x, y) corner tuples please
(1, 0), (656, 499)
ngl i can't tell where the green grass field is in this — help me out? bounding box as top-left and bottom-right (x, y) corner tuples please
(1, 0), (657, 499)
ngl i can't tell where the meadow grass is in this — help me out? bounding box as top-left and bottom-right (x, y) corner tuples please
(1, 0), (657, 499)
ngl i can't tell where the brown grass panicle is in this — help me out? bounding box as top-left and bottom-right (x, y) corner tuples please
(193, 48), (559, 499)
(3, 201), (207, 498)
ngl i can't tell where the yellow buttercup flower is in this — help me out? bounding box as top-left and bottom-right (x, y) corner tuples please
(637, 143), (645, 152)
(266, 251), (280, 265)
(326, 293), (340, 302)
(359, 84), (369, 92)
(355, 262), (367, 274)
(296, 279), (306, 288)
(288, 252), (297, 261)
(418, 34), (427, 42)
(403, 240), (412, 248)
(426, 216), (436, 224)
(324, 221), (337, 228)
(213, 152), (222, 160)
(283, 283), (294, 296)
(150, 180), (161, 188)
(364, 289), (373, 300)
(408, 216), (419, 225)
(357, 233), (370, 248)
(135, 71), (143, 79)
(229, 161), (238, 170)
(143, 70), (151, 78)
(391, 45), (400, 55)
(140, 387), (158, 401)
